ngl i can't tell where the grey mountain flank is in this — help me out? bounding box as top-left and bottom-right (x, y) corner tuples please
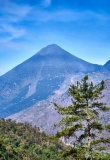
(0, 44), (110, 133)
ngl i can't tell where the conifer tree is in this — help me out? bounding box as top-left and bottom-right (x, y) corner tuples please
(54, 75), (110, 160)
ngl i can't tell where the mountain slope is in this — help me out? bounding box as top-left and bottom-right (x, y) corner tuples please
(102, 60), (110, 71)
(0, 44), (103, 118)
(0, 118), (66, 160)
(7, 76), (110, 135)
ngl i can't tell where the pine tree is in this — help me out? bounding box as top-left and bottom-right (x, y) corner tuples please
(54, 75), (110, 160)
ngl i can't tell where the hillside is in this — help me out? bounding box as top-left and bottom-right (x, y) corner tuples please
(0, 44), (102, 118)
(0, 118), (68, 160)
(0, 118), (110, 159)
(0, 44), (110, 135)
(8, 77), (110, 135)
(0, 44), (110, 159)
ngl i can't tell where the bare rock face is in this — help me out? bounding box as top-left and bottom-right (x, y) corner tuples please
(0, 44), (110, 134)
(7, 77), (110, 134)
(0, 44), (102, 117)
(103, 60), (110, 71)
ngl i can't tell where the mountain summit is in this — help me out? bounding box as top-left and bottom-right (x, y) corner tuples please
(35, 44), (77, 59)
(0, 44), (108, 118)
(36, 44), (67, 56)
(28, 44), (101, 73)
(103, 60), (110, 70)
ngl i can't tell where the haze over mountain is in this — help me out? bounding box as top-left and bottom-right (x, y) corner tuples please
(0, 44), (110, 133)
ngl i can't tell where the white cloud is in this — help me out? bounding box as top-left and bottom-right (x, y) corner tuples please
(0, 24), (26, 40)
(0, 0), (32, 43)
(0, 0), (32, 18)
(31, 9), (110, 23)
(43, 0), (51, 7)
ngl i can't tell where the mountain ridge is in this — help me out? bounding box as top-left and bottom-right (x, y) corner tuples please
(1, 44), (103, 78)
(0, 44), (103, 79)
(0, 44), (110, 121)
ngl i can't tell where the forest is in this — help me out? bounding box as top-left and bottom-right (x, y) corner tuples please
(0, 76), (110, 160)
(0, 118), (68, 160)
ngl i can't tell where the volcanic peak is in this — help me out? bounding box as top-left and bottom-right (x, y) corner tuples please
(36, 44), (73, 57)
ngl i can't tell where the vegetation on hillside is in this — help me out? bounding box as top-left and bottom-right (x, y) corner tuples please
(0, 75), (110, 160)
(0, 118), (68, 160)
(54, 75), (110, 159)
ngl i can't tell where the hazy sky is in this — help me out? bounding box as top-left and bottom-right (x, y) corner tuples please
(0, 0), (110, 75)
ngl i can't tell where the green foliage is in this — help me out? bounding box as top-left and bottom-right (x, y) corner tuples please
(0, 118), (67, 160)
(54, 75), (110, 159)
(0, 75), (110, 160)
